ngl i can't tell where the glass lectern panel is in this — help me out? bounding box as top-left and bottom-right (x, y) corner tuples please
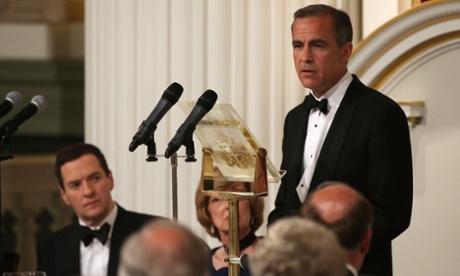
(179, 101), (284, 184)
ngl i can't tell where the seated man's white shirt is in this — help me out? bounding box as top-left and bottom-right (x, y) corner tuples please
(80, 204), (117, 276)
(346, 263), (358, 276)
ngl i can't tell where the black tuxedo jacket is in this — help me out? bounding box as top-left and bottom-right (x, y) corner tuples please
(36, 205), (160, 276)
(268, 75), (413, 276)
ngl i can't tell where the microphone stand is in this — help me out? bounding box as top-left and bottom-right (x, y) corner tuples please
(143, 130), (197, 222)
(170, 153), (178, 221)
(0, 135), (14, 273)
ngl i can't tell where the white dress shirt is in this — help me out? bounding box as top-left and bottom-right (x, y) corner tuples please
(346, 263), (359, 276)
(79, 204), (117, 276)
(296, 72), (353, 202)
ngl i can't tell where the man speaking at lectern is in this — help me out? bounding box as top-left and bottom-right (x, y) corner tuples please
(268, 4), (413, 275)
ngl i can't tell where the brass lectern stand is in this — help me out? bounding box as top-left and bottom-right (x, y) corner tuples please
(179, 102), (284, 276)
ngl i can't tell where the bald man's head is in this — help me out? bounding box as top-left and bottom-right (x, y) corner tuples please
(119, 220), (209, 276)
(301, 182), (373, 250)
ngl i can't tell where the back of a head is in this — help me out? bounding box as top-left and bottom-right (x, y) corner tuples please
(250, 217), (347, 276)
(118, 220), (209, 276)
(301, 182), (373, 251)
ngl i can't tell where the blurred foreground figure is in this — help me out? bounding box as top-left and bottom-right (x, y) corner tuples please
(118, 220), (209, 276)
(301, 182), (373, 276)
(251, 217), (347, 276)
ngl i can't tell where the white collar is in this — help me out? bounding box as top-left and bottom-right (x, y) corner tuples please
(346, 263), (358, 276)
(311, 71), (353, 110)
(78, 203), (118, 238)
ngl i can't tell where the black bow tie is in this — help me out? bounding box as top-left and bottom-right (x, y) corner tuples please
(79, 223), (111, 246)
(305, 95), (329, 114)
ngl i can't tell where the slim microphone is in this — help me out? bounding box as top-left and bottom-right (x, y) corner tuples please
(0, 95), (47, 139)
(0, 91), (22, 119)
(129, 82), (184, 152)
(164, 89), (218, 158)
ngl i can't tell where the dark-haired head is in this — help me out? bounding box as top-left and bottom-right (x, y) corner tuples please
(292, 4), (353, 47)
(55, 143), (110, 190)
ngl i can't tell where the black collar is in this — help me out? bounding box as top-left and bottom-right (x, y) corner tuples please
(223, 232), (257, 254)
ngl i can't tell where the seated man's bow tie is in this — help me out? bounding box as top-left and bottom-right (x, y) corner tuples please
(306, 95), (329, 114)
(79, 222), (111, 246)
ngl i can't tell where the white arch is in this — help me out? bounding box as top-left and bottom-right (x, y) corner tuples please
(349, 0), (460, 93)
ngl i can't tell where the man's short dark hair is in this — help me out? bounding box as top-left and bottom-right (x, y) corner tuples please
(55, 143), (110, 189)
(292, 4), (353, 47)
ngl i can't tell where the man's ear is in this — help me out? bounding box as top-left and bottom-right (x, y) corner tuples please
(341, 42), (353, 63)
(360, 229), (372, 254)
(108, 170), (114, 191)
(60, 186), (71, 206)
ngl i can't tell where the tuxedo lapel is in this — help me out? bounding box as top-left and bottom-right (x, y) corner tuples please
(107, 205), (127, 276)
(310, 77), (364, 190)
(283, 96), (311, 173)
(55, 224), (80, 275)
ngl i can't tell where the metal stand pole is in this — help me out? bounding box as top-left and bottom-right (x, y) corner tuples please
(200, 147), (270, 276)
(1, 140), (14, 273)
(144, 133), (195, 222)
(170, 152), (178, 221)
(227, 200), (240, 276)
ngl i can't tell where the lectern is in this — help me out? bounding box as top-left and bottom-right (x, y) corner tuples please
(179, 102), (284, 276)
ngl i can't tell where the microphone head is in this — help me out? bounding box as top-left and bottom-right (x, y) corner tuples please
(6, 91), (22, 107)
(31, 95), (48, 112)
(163, 82), (184, 105)
(240, 253), (250, 269)
(197, 90), (218, 111)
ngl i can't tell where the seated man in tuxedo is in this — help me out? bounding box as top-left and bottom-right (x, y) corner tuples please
(36, 143), (163, 276)
(301, 182), (373, 276)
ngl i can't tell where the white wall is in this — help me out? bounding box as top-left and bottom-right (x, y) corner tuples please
(362, 0), (399, 37)
(389, 48), (460, 276)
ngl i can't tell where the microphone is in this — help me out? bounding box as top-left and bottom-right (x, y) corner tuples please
(0, 95), (47, 139)
(240, 254), (250, 269)
(164, 89), (218, 158)
(129, 82), (184, 152)
(0, 91), (22, 119)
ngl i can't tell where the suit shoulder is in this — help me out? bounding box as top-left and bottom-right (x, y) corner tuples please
(362, 88), (407, 121)
(119, 208), (166, 226)
(125, 209), (162, 221)
(351, 77), (401, 109)
(348, 80), (404, 119)
(285, 102), (307, 122)
(287, 102), (305, 114)
(39, 223), (75, 243)
(364, 87), (399, 106)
